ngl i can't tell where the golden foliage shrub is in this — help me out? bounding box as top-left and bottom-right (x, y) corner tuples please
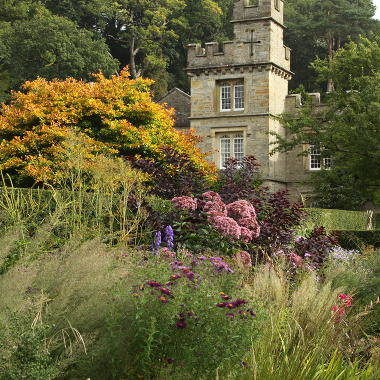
(0, 68), (215, 184)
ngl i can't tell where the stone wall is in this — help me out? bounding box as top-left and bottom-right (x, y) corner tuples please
(158, 88), (191, 129)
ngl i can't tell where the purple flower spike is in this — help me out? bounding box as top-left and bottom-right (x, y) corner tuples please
(164, 225), (174, 250)
(151, 231), (162, 253)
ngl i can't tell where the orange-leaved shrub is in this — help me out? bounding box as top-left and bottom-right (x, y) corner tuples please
(0, 68), (215, 185)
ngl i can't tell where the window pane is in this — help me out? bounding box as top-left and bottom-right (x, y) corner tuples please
(221, 85), (231, 111)
(234, 84), (244, 110)
(323, 157), (332, 169)
(233, 133), (244, 162)
(220, 135), (231, 168)
(309, 144), (321, 170)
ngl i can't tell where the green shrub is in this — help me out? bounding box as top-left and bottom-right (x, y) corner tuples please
(94, 253), (261, 379)
(1, 237), (379, 379)
(337, 231), (380, 250)
(305, 208), (369, 231)
(325, 250), (380, 335)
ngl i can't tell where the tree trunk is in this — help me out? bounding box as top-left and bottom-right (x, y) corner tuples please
(129, 37), (141, 78)
(327, 35), (335, 92)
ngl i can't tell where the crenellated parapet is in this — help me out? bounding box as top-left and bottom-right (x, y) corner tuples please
(187, 41), (291, 74)
(187, 0), (291, 76)
(285, 92), (327, 112)
(232, 0), (284, 28)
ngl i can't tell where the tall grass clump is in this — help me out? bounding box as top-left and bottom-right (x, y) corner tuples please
(0, 133), (149, 273)
(234, 263), (380, 380)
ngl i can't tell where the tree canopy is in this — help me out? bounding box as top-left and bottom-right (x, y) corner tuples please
(1, 0), (379, 98)
(0, 1), (118, 100)
(273, 37), (380, 209)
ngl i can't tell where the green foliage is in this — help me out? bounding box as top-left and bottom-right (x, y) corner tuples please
(0, 226), (379, 378)
(274, 36), (380, 209)
(0, 148), (149, 273)
(0, 1), (118, 93)
(306, 208), (369, 231)
(0, 312), (61, 380)
(337, 230), (380, 250)
(325, 250), (380, 335)
(310, 168), (367, 210)
(98, 254), (259, 379)
(285, 0), (378, 91)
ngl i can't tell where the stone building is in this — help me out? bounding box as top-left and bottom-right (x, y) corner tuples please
(160, 0), (328, 202)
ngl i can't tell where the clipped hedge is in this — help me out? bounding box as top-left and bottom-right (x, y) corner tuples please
(305, 208), (369, 231)
(336, 230), (380, 250)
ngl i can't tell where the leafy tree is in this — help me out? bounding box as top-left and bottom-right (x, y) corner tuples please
(0, 69), (215, 186)
(273, 37), (380, 209)
(285, 0), (378, 91)
(0, 1), (118, 98)
(40, 0), (228, 96)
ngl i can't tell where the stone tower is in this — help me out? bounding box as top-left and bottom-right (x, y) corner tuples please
(187, 0), (292, 192)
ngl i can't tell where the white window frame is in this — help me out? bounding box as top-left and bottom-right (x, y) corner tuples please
(220, 85), (231, 112)
(219, 133), (245, 169)
(233, 84), (245, 111)
(309, 144), (331, 171)
(274, 0), (280, 11)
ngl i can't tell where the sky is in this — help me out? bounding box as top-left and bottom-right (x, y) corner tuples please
(375, 0), (380, 19)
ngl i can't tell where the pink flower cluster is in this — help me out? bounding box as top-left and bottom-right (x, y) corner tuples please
(172, 196), (198, 211)
(234, 250), (252, 268)
(171, 192), (260, 242)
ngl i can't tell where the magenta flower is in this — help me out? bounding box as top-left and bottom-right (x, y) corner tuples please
(210, 257), (234, 273)
(226, 200), (256, 220)
(176, 318), (187, 328)
(201, 191), (222, 203)
(159, 287), (172, 296)
(171, 196), (198, 211)
(226, 313), (235, 318)
(146, 281), (162, 288)
(240, 227), (254, 243)
(202, 199), (227, 217)
(234, 250), (252, 267)
(209, 216), (241, 240)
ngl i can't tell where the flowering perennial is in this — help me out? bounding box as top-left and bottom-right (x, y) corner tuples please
(171, 191), (260, 243)
(172, 196), (198, 211)
(331, 293), (353, 323)
(215, 293), (256, 319)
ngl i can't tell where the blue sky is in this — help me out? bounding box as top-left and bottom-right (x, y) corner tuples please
(374, 0), (380, 19)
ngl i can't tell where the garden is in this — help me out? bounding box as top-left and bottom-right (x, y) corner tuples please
(0, 71), (379, 380)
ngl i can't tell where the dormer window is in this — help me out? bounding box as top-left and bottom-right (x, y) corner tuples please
(218, 80), (245, 112)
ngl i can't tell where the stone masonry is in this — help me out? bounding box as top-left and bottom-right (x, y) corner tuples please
(161, 0), (325, 202)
